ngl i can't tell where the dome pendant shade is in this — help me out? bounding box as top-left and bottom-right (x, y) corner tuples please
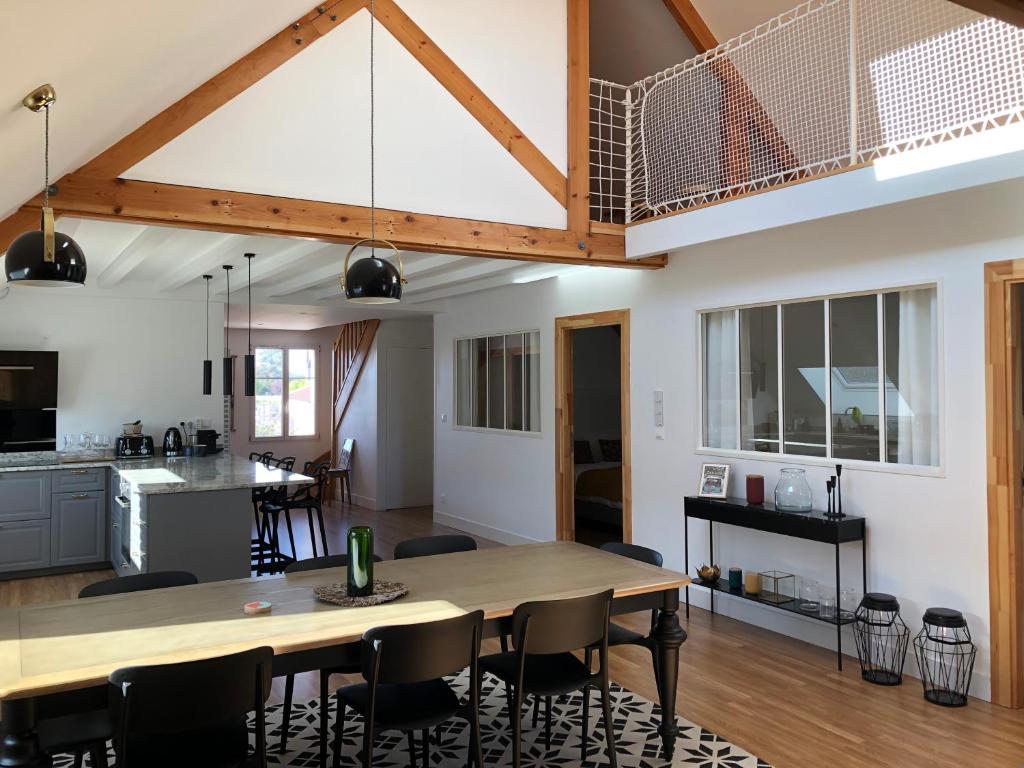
(6, 214), (87, 288)
(342, 239), (404, 304)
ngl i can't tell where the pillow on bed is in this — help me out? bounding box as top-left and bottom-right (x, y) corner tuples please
(599, 438), (622, 462)
(574, 440), (596, 464)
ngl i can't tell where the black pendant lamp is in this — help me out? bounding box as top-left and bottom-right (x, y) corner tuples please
(222, 264), (233, 397)
(341, 0), (405, 304)
(202, 274), (213, 395)
(244, 253), (256, 397)
(5, 85), (87, 287)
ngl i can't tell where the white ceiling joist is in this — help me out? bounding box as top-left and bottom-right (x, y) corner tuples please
(96, 227), (176, 288)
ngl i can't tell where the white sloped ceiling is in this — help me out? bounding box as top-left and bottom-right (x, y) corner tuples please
(123, 8), (568, 229)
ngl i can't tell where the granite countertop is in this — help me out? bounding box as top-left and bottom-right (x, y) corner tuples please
(0, 453), (313, 496)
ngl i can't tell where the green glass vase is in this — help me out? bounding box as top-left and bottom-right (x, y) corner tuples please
(347, 526), (374, 598)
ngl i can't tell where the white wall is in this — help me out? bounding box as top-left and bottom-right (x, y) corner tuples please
(434, 176), (1024, 702)
(227, 325), (340, 469)
(0, 291), (224, 442)
(338, 318), (434, 510)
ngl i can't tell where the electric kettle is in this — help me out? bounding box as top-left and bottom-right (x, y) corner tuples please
(163, 427), (183, 456)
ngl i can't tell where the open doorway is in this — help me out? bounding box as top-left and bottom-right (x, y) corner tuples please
(555, 310), (631, 546)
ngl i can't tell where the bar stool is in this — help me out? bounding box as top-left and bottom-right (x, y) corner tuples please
(261, 461), (330, 568)
(254, 456), (297, 574)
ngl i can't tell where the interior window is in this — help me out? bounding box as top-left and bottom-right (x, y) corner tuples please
(454, 331), (541, 434)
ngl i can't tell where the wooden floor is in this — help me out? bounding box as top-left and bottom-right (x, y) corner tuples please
(2, 501), (1023, 767)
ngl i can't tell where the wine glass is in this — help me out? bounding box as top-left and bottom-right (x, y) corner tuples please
(62, 434), (74, 452)
(78, 432), (92, 450)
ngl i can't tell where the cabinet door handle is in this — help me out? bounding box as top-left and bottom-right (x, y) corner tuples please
(111, 522), (118, 528)
(70, 469), (89, 475)
(71, 493), (90, 500)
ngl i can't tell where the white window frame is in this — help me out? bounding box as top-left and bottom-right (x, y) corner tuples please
(695, 281), (944, 477)
(452, 329), (543, 437)
(250, 345), (320, 442)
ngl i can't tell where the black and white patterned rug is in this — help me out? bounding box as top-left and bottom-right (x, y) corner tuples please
(55, 672), (770, 767)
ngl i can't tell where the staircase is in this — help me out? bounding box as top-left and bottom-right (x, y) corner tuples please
(326, 319), (379, 501)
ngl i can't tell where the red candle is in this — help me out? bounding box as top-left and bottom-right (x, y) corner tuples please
(746, 474), (765, 505)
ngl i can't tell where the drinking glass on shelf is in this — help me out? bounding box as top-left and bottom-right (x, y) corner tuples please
(820, 592), (836, 620)
(94, 434), (109, 449)
(840, 587), (859, 621)
(62, 434), (74, 452)
(78, 432), (92, 450)
(799, 579), (820, 612)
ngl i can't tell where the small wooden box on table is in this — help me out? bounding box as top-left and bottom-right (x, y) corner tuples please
(683, 496), (866, 670)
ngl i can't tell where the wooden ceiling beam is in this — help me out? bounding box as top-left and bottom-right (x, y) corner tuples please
(661, 0), (718, 53)
(21, 177), (663, 269)
(567, 0), (591, 234)
(950, 0), (1024, 27)
(372, 0), (567, 208)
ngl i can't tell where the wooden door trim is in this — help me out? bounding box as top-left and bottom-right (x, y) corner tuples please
(555, 309), (631, 544)
(985, 259), (1024, 709)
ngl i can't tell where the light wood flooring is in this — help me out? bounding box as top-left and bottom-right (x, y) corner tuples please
(2, 501), (1023, 767)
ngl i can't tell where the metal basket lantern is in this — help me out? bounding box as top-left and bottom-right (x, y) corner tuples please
(853, 593), (909, 685)
(913, 608), (976, 707)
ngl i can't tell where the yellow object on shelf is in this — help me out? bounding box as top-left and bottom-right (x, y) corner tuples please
(744, 572), (761, 595)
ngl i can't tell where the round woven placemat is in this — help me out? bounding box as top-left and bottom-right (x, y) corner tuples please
(313, 579), (409, 607)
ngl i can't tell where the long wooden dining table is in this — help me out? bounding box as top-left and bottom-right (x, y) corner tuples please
(0, 541), (690, 766)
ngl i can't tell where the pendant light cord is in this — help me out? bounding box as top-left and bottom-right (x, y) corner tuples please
(369, 0), (376, 253)
(43, 105), (50, 209)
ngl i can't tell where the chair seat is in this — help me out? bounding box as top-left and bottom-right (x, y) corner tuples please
(38, 710), (112, 754)
(262, 498), (314, 514)
(116, 718), (249, 768)
(339, 679), (460, 732)
(607, 621), (647, 648)
(481, 652), (593, 697)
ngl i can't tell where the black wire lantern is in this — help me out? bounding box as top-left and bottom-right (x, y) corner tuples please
(853, 593), (909, 685)
(913, 608), (977, 707)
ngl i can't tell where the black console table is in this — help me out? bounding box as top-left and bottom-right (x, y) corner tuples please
(683, 496), (866, 670)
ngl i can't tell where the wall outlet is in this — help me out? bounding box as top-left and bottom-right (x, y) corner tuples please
(441, 413), (448, 424)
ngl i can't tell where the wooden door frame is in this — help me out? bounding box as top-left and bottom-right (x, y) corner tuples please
(985, 260), (1024, 708)
(555, 309), (631, 543)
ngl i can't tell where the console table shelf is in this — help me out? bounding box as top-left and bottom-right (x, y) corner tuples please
(684, 496), (866, 670)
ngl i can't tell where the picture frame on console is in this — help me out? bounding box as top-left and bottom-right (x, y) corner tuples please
(699, 462), (730, 498)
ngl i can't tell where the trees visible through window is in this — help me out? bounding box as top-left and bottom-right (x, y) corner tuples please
(254, 347), (317, 439)
(701, 286), (939, 467)
(455, 331), (540, 433)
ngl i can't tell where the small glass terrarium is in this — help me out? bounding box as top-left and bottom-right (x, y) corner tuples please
(757, 570), (795, 605)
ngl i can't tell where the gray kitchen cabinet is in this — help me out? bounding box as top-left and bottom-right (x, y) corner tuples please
(0, 520), (51, 573)
(51, 491), (106, 567)
(52, 467), (106, 494)
(0, 472), (50, 522)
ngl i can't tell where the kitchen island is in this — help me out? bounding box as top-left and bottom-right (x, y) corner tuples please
(0, 454), (312, 582)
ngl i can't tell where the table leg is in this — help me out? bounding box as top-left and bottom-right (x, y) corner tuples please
(708, 521), (714, 615)
(835, 540), (843, 672)
(0, 698), (51, 768)
(683, 514), (690, 619)
(653, 589), (686, 761)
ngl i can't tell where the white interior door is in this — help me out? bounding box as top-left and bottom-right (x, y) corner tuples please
(384, 347), (434, 509)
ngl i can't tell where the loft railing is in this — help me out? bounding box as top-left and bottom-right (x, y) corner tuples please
(589, 0), (1024, 224)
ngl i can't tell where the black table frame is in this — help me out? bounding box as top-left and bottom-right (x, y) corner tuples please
(0, 587), (686, 766)
(684, 496), (866, 671)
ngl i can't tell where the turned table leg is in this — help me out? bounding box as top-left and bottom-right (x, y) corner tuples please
(653, 589), (687, 761)
(0, 698), (51, 768)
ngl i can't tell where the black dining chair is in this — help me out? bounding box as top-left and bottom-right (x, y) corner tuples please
(278, 553), (384, 760)
(37, 571), (202, 766)
(590, 542), (674, 688)
(78, 570), (199, 599)
(262, 461), (330, 567)
(393, 534), (477, 560)
(254, 456), (297, 574)
(108, 646), (273, 768)
(333, 610), (486, 768)
(480, 589), (618, 768)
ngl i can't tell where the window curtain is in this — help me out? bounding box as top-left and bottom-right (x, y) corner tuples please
(896, 288), (939, 465)
(704, 310), (738, 449)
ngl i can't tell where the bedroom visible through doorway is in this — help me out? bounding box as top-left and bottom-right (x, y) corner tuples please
(555, 310), (632, 546)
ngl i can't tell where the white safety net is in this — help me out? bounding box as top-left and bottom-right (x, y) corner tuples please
(588, 0), (1024, 223)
